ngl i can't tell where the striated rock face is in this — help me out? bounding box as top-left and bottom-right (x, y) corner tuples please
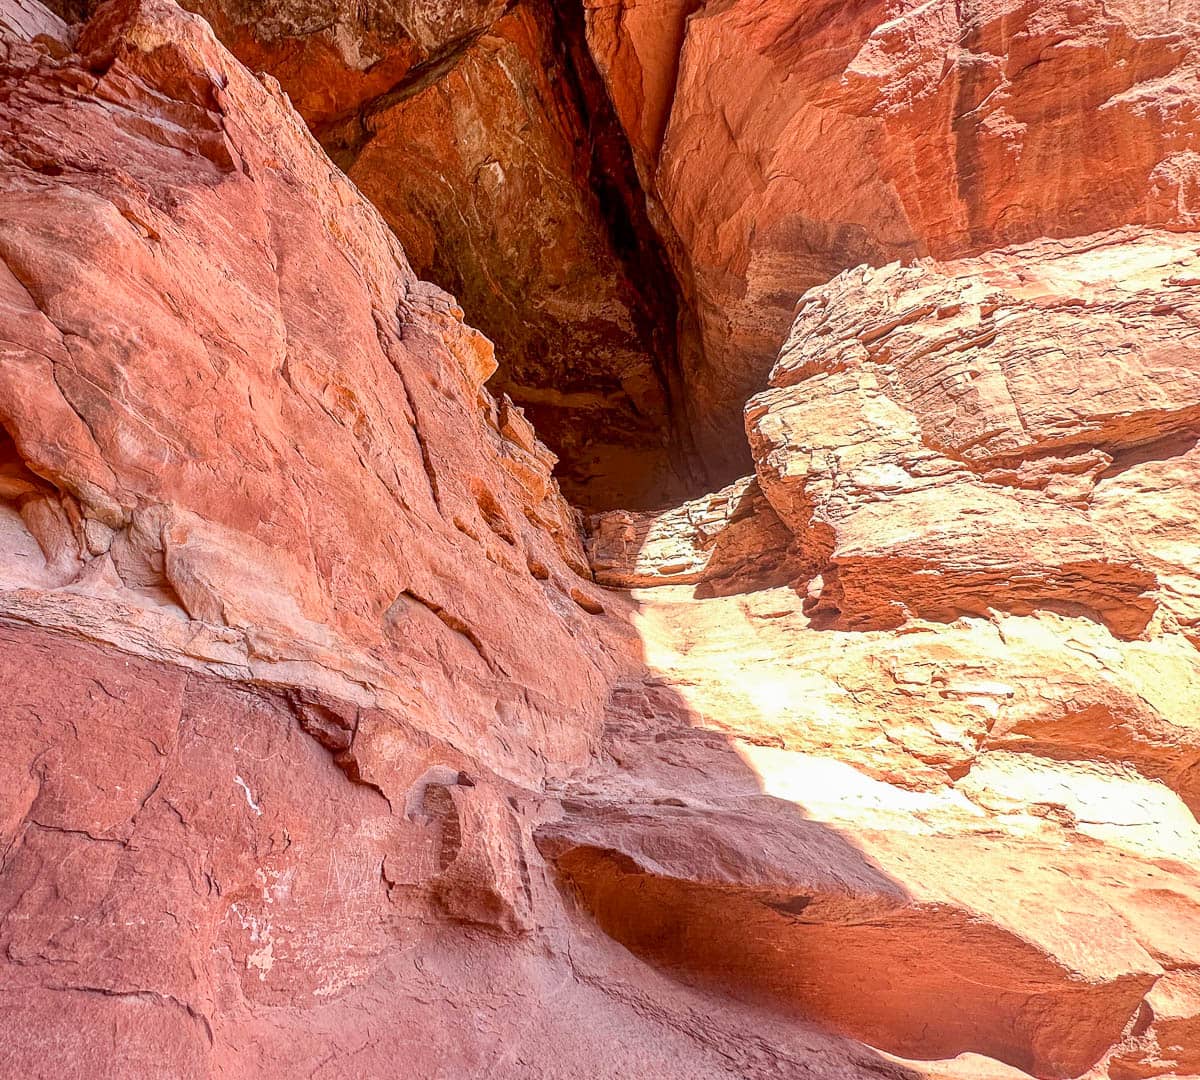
(42, 0), (700, 508)
(745, 229), (1200, 638)
(183, 0), (512, 127)
(6, 1), (1200, 1079)
(584, 475), (807, 594)
(57, 0), (1200, 501)
(0, 4), (693, 1074)
(0, 0), (615, 782)
(173, 0), (697, 510)
(574, 228), (1200, 1078)
(584, 0), (1200, 471)
(323, 0), (692, 509)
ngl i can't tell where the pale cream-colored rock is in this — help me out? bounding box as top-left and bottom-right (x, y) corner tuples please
(545, 581), (1200, 1078)
(584, 476), (805, 593)
(1106, 970), (1200, 1078)
(560, 225), (1200, 1080)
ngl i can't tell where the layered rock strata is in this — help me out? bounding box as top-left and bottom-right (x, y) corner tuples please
(578, 228), (1200, 1079)
(4, 2), (1200, 1079)
(586, 0), (1200, 471)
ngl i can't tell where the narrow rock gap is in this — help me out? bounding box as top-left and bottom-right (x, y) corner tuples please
(523, 0), (712, 510)
(317, 0), (712, 512)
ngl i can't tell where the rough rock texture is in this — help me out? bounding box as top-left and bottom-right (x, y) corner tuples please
(584, 0), (1200, 473)
(573, 230), (1200, 1078)
(584, 475), (806, 594)
(745, 229), (1200, 638)
(0, 0), (619, 783)
(55, 0), (1200, 503)
(6, 1), (1200, 1079)
(172, 0), (700, 510)
(185, 0), (512, 127)
(0, 4), (950, 1077)
(323, 0), (694, 508)
(41, 0), (701, 508)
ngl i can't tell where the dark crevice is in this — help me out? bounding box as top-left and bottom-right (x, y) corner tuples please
(530, 0), (710, 508)
(545, 0), (688, 424)
(51, 0), (713, 511)
(319, 0), (711, 510)
(396, 588), (506, 677)
(36, 0), (90, 21)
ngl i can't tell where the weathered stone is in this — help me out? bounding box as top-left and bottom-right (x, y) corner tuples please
(746, 230), (1200, 637)
(7, 1), (1200, 1078)
(587, 0), (1200, 474)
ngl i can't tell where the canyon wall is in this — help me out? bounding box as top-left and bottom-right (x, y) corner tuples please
(3, 1), (1200, 1079)
(185, 0), (701, 510)
(53, 0), (1200, 503)
(585, 0), (1200, 472)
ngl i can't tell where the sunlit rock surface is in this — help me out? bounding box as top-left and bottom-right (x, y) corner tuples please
(585, 0), (1200, 474)
(4, 1), (1200, 1079)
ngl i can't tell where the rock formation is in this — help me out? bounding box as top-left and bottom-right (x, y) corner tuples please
(187, 0), (698, 510)
(3, 0), (1200, 1078)
(586, 0), (1200, 472)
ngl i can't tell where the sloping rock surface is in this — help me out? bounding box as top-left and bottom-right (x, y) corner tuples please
(577, 229), (1200, 1080)
(5, 2), (1200, 1080)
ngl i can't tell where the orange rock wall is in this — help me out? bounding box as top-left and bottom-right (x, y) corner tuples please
(5, 2), (1200, 1079)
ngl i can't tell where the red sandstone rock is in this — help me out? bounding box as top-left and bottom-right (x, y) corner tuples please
(76, 0), (1200, 498)
(182, 0), (509, 127)
(323, 0), (692, 508)
(48, 0), (701, 508)
(746, 229), (1200, 637)
(556, 226), (1200, 1078)
(6, 1), (1200, 1078)
(587, 0), (1200, 473)
(0, 4), (939, 1077)
(0, 0), (621, 783)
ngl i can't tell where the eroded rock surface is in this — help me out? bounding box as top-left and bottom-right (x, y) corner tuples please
(587, 0), (1200, 472)
(325, 0), (693, 508)
(576, 229), (1200, 1079)
(62, 0), (1200, 504)
(746, 229), (1200, 637)
(5, 1), (1200, 1079)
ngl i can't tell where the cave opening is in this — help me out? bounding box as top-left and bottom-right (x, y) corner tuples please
(514, 0), (708, 512)
(40, 0), (720, 514)
(310, 0), (716, 514)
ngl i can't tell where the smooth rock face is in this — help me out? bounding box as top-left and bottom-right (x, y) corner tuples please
(6, 1), (1200, 1080)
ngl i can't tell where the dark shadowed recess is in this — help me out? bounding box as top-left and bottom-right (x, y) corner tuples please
(311, 0), (711, 512)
